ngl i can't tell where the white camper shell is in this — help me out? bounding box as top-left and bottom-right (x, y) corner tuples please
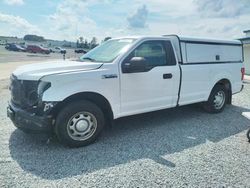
(165, 35), (243, 64)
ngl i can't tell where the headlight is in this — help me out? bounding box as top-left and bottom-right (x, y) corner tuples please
(37, 81), (51, 98)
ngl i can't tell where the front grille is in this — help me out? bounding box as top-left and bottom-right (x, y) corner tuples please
(10, 75), (39, 109)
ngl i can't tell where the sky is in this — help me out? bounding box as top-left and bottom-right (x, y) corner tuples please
(0, 0), (249, 42)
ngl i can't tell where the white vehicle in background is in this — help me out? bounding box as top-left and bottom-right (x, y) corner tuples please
(7, 35), (244, 147)
(51, 46), (66, 54)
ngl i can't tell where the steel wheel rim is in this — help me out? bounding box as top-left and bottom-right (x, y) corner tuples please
(213, 91), (225, 110)
(67, 112), (97, 141)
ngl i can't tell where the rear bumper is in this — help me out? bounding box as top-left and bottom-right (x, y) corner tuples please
(7, 103), (53, 133)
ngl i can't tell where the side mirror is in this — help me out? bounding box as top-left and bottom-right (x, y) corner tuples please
(123, 57), (147, 73)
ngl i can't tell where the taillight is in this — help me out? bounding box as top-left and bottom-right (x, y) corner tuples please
(241, 67), (245, 80)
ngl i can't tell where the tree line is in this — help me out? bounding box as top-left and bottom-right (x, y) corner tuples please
(76, 36), (111, 49)
(23, 34), (112, 49)
(24, 34), (45, 42)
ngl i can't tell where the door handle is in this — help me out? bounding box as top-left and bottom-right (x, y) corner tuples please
(163, 73), (172, 79)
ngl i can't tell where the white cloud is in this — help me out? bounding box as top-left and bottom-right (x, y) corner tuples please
(45, 0), (98, 41)
(129, 0), (250, 39)
(134, 0), (195, 17)
(4, 0), (24, 5)
(0, 12), (40, 37)
(189, 15), (250, 39)
(194, 0), (250, 18)
(1, 0), (249, 41)
(127, 5), (149, 28)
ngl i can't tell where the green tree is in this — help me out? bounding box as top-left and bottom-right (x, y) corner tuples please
(76, 39), (79, 48)
(85, 39), (89, 49)
(79, 37), (84, 48)
(24, 34), (45, 42)
(90, 37), (98, 49)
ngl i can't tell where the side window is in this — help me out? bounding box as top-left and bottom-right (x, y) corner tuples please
(129, 41), (167, 68)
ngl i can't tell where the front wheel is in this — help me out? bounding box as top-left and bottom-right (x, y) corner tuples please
(203, 85), (228, 113)
(55, 100), (105, 147)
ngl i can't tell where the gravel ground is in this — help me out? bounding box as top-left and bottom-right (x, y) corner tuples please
(0, 79), (249, 188)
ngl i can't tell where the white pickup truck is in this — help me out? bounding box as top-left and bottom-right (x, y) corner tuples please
(7, 35), (245, 147)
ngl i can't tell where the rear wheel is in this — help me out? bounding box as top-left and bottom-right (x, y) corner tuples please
(247, 129), (250, 142)
(55, 100), (105, 147)
(203, 85), (228, 113)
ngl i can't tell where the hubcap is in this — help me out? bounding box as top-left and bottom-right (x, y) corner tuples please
(75, 120), (89, 132)
(213, 91), (225, 110)
(67, 112), (97, 141)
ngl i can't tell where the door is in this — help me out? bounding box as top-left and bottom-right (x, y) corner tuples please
(120, 40), (180, 117)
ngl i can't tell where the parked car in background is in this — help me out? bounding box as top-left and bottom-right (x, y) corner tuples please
(5, 43), (26, 52)
(55, 47), (66, 54)
(26, 45), (50, 54)
(50, 47), (66, 54)
(49, 48), (54, 53)
(75, 48), (87, 54)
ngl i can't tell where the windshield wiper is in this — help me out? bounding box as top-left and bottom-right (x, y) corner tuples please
(81, 57), (96, 62)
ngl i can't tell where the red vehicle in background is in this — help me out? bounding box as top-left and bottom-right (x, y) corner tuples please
(26, 45), (50, 54)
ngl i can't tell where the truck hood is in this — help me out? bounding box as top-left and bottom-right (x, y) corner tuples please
(13, 60), (103, 80)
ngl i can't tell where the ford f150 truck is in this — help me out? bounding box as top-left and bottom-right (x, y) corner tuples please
(7, 35), (245, 147)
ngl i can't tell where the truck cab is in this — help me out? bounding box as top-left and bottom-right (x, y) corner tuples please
(7, 36), (244, 147)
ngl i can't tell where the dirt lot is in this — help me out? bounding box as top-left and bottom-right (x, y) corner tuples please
(0, 46), (83, 79)
(0, 76), (249, 187)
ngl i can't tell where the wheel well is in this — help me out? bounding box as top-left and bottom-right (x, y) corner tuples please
(51, 92), (114, 124)
(214, 79), (232, 104)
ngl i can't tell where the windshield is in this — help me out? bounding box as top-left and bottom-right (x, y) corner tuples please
(80, 38), (136, 63)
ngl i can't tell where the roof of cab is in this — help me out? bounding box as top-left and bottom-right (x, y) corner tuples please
(114, 35), (242, 45)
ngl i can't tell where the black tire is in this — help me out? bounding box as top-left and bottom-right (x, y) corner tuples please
(247, 129), (250, 142)
(203, 84), (228, 113)
(55, 100), (105, 148)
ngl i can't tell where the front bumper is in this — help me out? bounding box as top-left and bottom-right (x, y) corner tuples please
(7, 103), (53, 133)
